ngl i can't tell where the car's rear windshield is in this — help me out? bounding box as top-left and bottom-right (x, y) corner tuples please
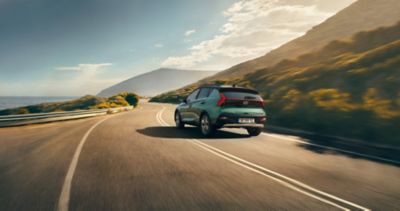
(220, 88), (262, 101)
(222, 92), (262, 100)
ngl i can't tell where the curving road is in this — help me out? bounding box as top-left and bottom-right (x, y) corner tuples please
(0, 102), (399, 210)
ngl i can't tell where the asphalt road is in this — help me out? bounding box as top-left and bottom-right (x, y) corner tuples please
(0, 102), (399, 210)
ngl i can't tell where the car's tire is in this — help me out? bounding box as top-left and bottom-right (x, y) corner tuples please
(200, 113), (215, 137)
(175, 111), (185, 129)
(247, 128), (262, 136)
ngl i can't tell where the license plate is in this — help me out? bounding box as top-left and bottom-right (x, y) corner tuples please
(238, 118), (255, 123)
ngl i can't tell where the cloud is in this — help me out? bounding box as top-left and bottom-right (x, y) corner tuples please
(39, 62), (116, 96)
(184, 29), (196, 37)
(154, 43), (164, 48)
(162, 0), (344, 70)
(56, 63), (112, 72)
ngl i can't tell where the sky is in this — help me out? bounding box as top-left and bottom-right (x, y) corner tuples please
(0, 0), (355, 96)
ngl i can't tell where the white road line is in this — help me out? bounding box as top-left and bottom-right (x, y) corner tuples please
(190, 140), (350, 211)
(156, 106), (370, 211)
(156, 107), (168, 126)
(191, 140), (369, 211)
(263, 133), (400, 165)
(57, 117), (110, 211)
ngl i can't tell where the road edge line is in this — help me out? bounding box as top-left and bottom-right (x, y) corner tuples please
(57, 117), (110, 211)
(262, 133), (400, 165)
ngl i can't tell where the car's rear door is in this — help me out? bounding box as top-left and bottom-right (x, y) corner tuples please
(190, 87), (212, 124)
(180, 89), (199, 122)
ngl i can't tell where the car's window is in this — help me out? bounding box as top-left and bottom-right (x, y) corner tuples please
(186, 89), (200, 103)
(197, 88), (212, 99)
(209, 89), (219, 98)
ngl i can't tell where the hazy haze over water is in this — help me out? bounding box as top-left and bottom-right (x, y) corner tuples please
(0, 96), (76, 110)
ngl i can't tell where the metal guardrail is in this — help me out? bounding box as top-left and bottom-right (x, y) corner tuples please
(0, 106), (134, 127)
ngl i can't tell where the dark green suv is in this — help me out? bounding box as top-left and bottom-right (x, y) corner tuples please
(174, 85), (266, 137)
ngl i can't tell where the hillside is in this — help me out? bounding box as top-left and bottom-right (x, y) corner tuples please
(200, 0), (400, 81)
(151, 22), (400, 146)
(0, 92), (139, 115)
(98, 68), (217, 97)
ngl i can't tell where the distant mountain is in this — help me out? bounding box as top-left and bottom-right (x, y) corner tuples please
(152, 21), (400, 146)
(202, 0), (400, 81)
(97, 68), (218, 97)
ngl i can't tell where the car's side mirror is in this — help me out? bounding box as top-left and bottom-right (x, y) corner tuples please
(180, 97), (187, 104)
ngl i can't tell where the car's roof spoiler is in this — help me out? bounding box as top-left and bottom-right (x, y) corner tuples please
(219, 87), (259, 94)
(200, 84), (259, 94)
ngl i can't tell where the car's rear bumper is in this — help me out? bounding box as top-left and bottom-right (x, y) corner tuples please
(216, 112), (266, 128)
(223, 123), (264, 128)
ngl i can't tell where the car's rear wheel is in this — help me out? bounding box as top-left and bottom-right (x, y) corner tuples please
(247, 128), (262, 136)
(175, 111), (185, 129)
(200, 114), (215, 137)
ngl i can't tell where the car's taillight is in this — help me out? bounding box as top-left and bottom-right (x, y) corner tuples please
(217, 93), (226, 106)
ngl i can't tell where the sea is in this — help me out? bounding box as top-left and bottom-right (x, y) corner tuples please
(0, 96), (77, 110)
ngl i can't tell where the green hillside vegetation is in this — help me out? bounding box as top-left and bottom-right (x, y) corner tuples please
(204, 0), (400, 81)
(0, 92), (139, 115)
(151, 22), (400, 146)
